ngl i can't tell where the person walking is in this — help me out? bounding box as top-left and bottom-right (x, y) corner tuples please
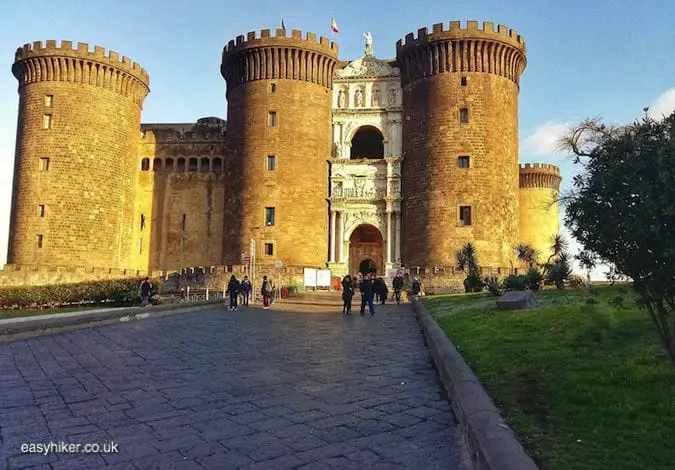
(359, 270), (376, 316)
(341, 274), (355, 315)
(373, 276), (383, 303)
(392, 274), (404, 304)
(261, 275), (273, 309)
(379, 277), (388, 305)
(412, 277), (422, 299)
(139, 277), (152, 307)
(227, 275), (241, 311)
(240, 275), (252, 306)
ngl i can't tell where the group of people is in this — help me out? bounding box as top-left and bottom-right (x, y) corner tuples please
(340, 271), (420, 316)
(225, 274), (275, 310)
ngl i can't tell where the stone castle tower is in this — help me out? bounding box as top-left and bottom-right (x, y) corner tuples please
(9, 41), (149, 271)
(221, 30), (339, 267)
(3, 21), (561, 287)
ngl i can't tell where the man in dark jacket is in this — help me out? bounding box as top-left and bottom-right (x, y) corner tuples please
(227, 275), (241, 311)
(359, 271), (376, 316)
(139, 277), (152, 307)
(392, 274), (404, 304)
(240, 275), (252, 306)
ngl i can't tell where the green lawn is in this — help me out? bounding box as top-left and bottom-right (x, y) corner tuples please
(423, 286), (675, 470)
(0, 305), (114, 320)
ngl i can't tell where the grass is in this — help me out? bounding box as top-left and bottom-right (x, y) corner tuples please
(423, 285), (675, 470)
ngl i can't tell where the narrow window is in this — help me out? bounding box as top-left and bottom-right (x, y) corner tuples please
(459, 206), (472, 226)
(38, 205), (45, 217)
(139, 238), (143, 254)
(43, 114), (52, 129)
(264, 243), (274, 256)
(459, 108), (469, 124)
(264, 207), (275, 226)
(268, 111), (277, 127)
(39, 157), (50, 171)
(458, 156), (470, 168)
(141, 158), (150, 171)
(181, 214), (187, 230)
(267, 155), (276, 171)
(153, 158), (162, 171)
(270, 83), (277, 93)
(37, 235), (43, 248)
(460, 77), (467, 86)
(44, 95), (54, 107)
(140, 214), (146, 231)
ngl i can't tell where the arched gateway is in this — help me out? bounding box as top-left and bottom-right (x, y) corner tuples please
(349, 224), (384, 276)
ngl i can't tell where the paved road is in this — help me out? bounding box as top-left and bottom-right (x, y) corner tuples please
(0, 297), (471, 469)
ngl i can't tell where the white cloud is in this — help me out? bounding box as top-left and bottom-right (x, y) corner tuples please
(521, 121), (570, 158)
(648, 87), (675, 119)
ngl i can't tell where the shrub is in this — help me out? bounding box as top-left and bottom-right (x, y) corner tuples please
(568, 275), (585, 289)
(525, 268), (544, 291)
(484, 276), (502, 297)
(0, 277), (163, 310)
(463, 272), (485, 293)
(503, 274), (528, 291)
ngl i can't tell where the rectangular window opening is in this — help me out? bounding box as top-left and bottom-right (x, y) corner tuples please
(37, 234), (43, 248)
(264, 207), (275, 226)
(459, 108), (469, 124)
(181, 214), (187, 231)
(268, 111), (277, 127)
(264, 243), (274, 256)
(460, 77), (467, 86)
(44, 95), (54, 107)
(270, 83), (277, 93)
(458, 156), (470, 168)
(38, 205), (45, 217)
(39, 157), (50, 171)
(43, 114), (52, 129)
(140, 214), (146, 231)
(459, 206), (472, 226)
(267, 155), (276, 171)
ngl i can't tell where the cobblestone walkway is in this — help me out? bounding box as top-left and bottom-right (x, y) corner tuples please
(0, 298), (470, 469)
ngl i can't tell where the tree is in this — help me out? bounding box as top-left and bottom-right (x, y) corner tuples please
(559, 112), (675, 366)
(455, 242), (483, 293)
(547, 233), (569, 265)
(514, 243), (540, 269)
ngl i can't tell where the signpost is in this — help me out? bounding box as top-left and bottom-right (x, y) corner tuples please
(249, 239), (256, 302)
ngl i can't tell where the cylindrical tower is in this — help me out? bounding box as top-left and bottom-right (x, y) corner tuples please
(221, 29), (338, 267)
(396, 21), (527, 269)
(519, 163), (562, 263)
(9, 40), (150, 269)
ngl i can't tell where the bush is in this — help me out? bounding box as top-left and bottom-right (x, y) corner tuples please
(503, 274), (528, 291)
(463, 272), (485, 293)
(0, 277), (163, 310)
(525, 268), (544, 291)
(484, 276), (502, 297)
(568, 275), (586, 289)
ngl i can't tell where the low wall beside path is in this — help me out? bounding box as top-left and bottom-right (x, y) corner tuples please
(412, 299), (539, 470)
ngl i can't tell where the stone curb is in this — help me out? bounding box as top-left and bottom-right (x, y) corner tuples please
(412, 299), (539, 470)
(0, 300), (226, 341)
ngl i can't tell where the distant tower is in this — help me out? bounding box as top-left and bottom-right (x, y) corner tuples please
(221, 29), (338, 266)
(396, 21), (527, 269)
(9, 41), (150, 269)
(519, 163), (562, 263)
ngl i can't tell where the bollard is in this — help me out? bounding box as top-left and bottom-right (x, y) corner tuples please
(187, 286), (190, 302)
(206, 288), (210, 300)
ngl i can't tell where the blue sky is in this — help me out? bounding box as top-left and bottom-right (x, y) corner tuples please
(1, 0), (674, 279)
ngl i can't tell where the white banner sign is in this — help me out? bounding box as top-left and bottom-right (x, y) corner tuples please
(316, 269), (332, 287)
(304, 268), (317, 287)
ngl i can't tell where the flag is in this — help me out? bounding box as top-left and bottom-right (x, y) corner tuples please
(330, 17), (339, 33)
(281, 17), (286, 30)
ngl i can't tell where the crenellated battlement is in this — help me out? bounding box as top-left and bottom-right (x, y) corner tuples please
(397, 20), (525, 53)
(395, 20), (527, 86)
(519, 163), (562, 189)
(224, 29), (338, 56)
(221, 29), (339, 90)
(13, 40), (150, 105)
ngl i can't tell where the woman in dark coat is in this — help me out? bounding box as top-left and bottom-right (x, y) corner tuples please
(227, 275), (240, 311)
(341, 275), (355, 316)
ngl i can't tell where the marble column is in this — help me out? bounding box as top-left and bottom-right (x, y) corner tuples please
(395, 212), (401, 262)
(330, 211), (336, 262)
(338, 212), (345, 262)
(386, 211), (392, 263)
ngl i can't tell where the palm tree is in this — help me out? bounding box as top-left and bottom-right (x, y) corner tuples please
(548, 233), (569, 264)
(455, 242), (479, 275)
(514, 243), (540, 269)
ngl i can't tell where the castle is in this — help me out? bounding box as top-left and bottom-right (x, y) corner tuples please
(3, 20), (561, 288)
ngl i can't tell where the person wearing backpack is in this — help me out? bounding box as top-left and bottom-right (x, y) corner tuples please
(227, 275), (241, 311)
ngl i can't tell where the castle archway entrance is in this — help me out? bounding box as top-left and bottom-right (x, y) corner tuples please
(350, 126), (384, 159)
(349, 224), (384, 276)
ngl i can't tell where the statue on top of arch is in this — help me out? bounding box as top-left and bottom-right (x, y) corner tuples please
(363, 32), (373, 57)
